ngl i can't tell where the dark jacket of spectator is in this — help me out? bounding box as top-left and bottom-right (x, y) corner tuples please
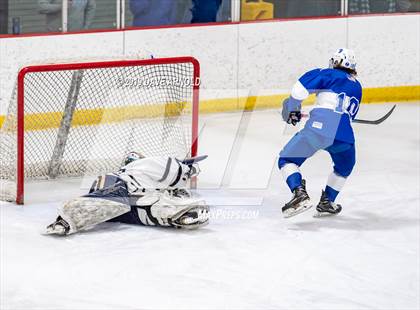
(38, 0), (96, 32)
(191, 0), (222, 23)
(284, 0), (340, 18)
(349, 0), (411, 14)
(129, 0), (178, 27)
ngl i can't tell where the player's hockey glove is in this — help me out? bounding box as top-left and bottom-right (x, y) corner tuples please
(282, 98), (302, 126)
(287, 111), (302, 126)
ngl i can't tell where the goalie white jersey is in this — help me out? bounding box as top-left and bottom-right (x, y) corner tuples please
(120, 156), (190, 191)
(91, 156), (194, 195)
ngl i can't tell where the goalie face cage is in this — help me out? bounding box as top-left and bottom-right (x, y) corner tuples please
(0, 57), (200, 204)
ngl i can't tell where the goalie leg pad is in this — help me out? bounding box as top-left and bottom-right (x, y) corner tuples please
(58, 197), (131, 234)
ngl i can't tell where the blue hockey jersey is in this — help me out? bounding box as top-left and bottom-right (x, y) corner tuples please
(286, 68), (362, 143)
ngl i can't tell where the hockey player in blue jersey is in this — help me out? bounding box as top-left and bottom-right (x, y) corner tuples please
(279, 48), (362, 218)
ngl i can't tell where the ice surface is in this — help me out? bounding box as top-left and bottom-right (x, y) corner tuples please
(1, 103), (419, 310)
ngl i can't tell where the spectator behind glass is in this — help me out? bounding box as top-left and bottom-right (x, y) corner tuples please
(0, 0), (7, 34)
(349, 0), (411, 13)
(191, 0), (222, 23)
(129, 0), (178, 27)
(284, 0), (340, 17)
(38, 0), (96, 32)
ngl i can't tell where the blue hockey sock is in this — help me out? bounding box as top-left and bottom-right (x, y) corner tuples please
(325, 172), (347, 202)
(286, 172), (302, 192)
(325, 185), (339, 202)
(280, 163), (303, 192)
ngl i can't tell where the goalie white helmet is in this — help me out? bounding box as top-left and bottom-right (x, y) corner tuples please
(124, 151), (145, 166)
(330, 48), (357, 73)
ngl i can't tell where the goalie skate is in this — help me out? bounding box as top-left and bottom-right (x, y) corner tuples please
(46, 216), (70, 236)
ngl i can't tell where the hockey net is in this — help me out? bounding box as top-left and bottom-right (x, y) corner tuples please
(0, 57), (200, 204)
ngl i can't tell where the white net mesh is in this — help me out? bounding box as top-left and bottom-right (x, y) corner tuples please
(0, 59), (198, 203)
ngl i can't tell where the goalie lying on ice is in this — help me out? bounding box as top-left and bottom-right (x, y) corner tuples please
(46, 152), (209, 235)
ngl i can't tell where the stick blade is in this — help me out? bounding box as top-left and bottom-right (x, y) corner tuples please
(353, 104), (396, 125)
(181, 155), (208, 165)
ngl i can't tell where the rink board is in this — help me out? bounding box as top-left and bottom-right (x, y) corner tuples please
(0, 14), (419, 117)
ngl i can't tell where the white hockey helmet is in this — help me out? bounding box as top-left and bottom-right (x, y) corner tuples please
(330, 48), (357, 73)
(124, 151), (145, 165)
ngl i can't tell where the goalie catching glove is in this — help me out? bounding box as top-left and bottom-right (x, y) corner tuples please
(136, 191), (209, 229)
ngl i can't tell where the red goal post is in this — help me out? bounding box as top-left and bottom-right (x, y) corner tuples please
(1, 57), (200, 204)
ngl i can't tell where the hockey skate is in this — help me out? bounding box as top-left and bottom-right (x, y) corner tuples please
(46, 216), (71, 235)
(314, 190), (342, 217)
(282, 180), (312, 218)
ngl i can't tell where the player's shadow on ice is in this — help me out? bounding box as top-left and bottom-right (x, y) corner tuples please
(289, 210), (419, 232)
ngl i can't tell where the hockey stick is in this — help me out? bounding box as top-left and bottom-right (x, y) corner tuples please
(182, 155), (208, 165)
(298, 104), (396, 125)
(352, 104), (396, 125)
